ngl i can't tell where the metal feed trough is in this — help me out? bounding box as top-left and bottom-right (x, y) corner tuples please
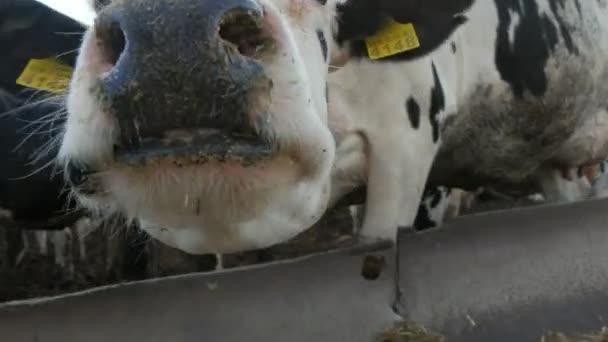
(2, 197), (608, 341)
(2, 1), (608, 341)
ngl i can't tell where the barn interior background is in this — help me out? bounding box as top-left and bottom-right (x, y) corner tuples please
(0, 0), (604, 308)
(1, 205), (359, 302)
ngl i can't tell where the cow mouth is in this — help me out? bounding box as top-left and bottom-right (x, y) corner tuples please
(112, 128), (275, 167)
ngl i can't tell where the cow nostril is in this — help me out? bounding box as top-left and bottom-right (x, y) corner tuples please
(218, 9), (270, 58)
(94, 15), (126, 67)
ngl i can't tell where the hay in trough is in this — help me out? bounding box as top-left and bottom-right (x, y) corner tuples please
(541, 327), (608, 342)
(378, 322), (608, 342)
(378, 320), (445, 342)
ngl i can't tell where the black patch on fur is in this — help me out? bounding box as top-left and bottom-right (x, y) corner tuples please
(413, 186), (448, 231)
(335, 0), (474, 62)
(429, 188), (443, 208)
(317, 29), (328, 61)
(315, 0), (327, 5)
(494, 0), (578, 98)
(406, 97), (421, 129)
(414, 204), (436, 231)
(429, 63), (444, 142)
(325, 83), (329, 103)
(547, 0), (578, 54)
(451, 41), (457, 53)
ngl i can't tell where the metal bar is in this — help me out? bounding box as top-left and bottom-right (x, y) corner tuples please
(397, 197), (608, 341)
(0, 241), (397, 342)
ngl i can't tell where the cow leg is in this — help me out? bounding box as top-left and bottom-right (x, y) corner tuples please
(590, 161), (608, 198)
(413, 186), (452, 231)
(328, 132), (368, 236)
(412, 186), (475, 231)
(328, 132), (368, 208)
(350, 186), (456, 234)
(538, 168), (592, 203)
(591, 174), (608, 198)
(358, 130), (437, 241)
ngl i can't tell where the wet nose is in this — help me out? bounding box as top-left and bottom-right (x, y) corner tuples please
(92, 0), (273, 149)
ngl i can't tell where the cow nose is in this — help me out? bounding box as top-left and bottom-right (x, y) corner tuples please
(91, 0), (272, 151)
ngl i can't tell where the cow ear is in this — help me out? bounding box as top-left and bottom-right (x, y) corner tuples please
(335, 0), (473, 61)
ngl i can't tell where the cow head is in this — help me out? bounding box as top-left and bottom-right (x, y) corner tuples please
(58, 0), (472, 254)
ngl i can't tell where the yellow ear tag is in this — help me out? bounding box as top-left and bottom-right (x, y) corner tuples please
(365, 18), (420, 60)
(16, 58), (73, 93)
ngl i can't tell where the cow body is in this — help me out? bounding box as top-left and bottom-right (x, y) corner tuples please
(1, 1), (85, 230)
(328, 0), (608, 238)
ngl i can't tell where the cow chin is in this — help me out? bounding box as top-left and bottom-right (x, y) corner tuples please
(91, 155), (332, 254)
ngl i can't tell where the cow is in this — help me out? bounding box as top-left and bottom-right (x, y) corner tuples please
(57, 0), (608, 255)
(0, 0), (87, 231)
(327, 0), (608, 239)
(59, 0), (351, 255)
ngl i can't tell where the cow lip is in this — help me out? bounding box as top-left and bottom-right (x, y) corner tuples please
(113, 128), (275, 166)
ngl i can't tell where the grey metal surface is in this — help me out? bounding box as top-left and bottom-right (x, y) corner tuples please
(397, 197), (608, 341)
(2, 198), (608, 341)
(0, 241), (398, 342)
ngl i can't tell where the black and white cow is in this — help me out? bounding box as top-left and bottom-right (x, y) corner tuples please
(328, 0), (608, 238)
(58, 0), (608, 254)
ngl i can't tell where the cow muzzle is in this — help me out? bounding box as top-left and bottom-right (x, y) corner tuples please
(90, 0), (277, 166)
